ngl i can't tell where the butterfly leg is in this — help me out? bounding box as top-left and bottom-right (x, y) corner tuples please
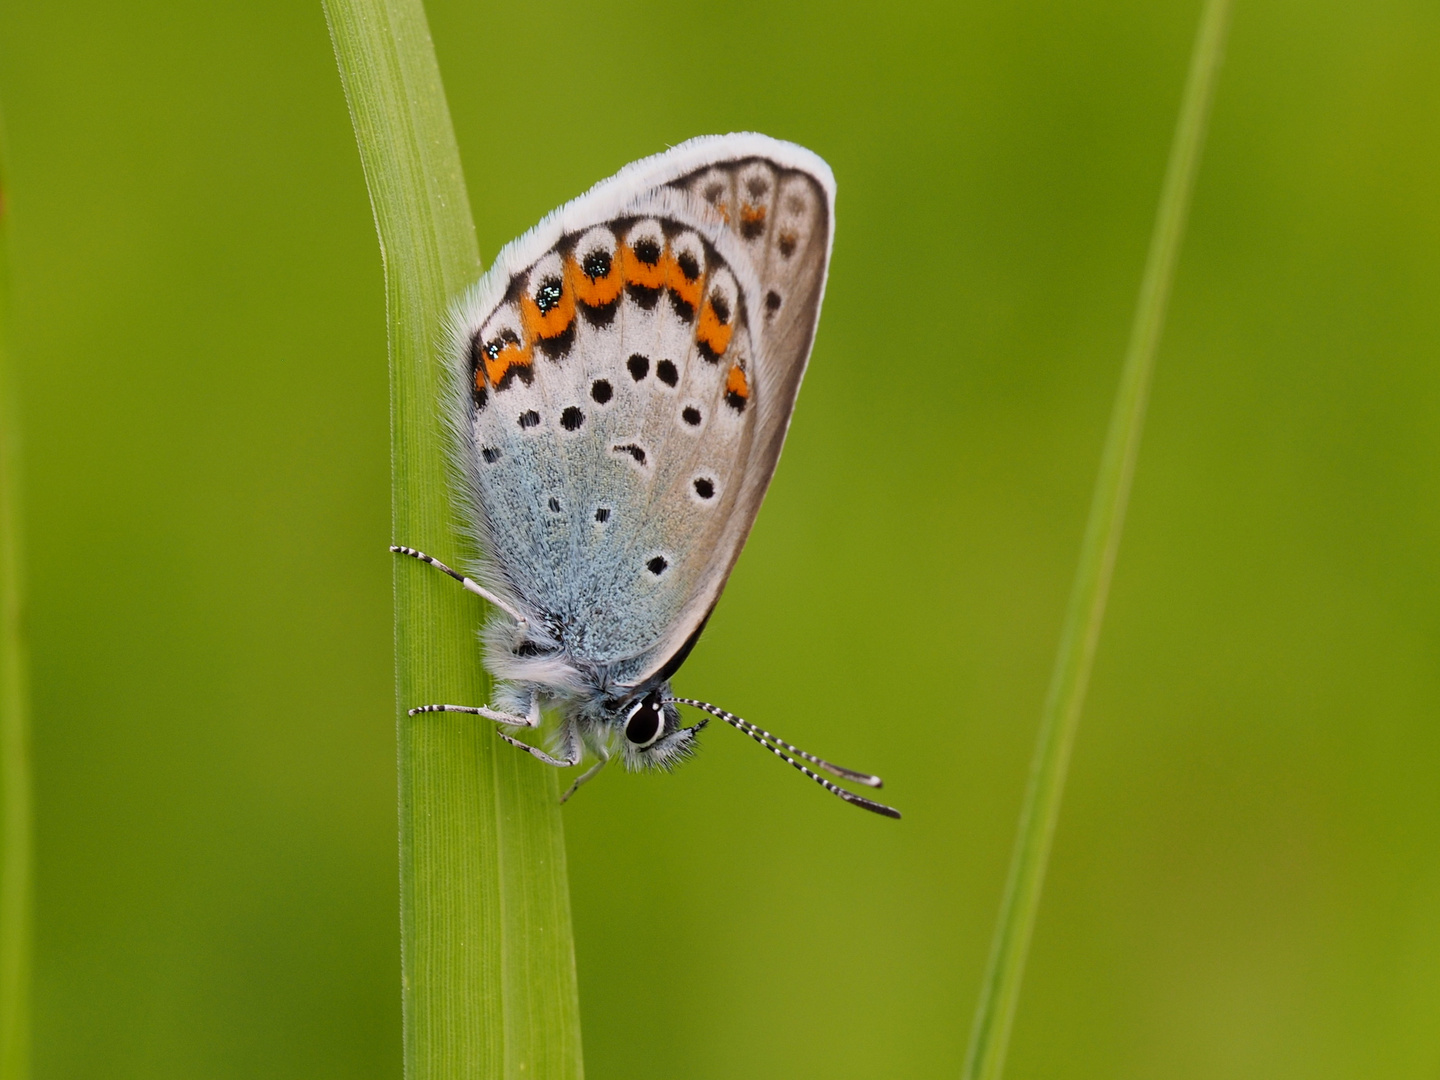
(407, 691), (542, 729)
(390, 545), (527, 627)
(495, 732), (582, 768)
(497, 717), (582, 769)
(559, 751), (609, 804)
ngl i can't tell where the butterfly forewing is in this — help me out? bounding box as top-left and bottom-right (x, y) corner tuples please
(673, 157), (830, 404)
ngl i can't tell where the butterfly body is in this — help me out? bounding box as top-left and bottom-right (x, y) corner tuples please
(399, 134), (899, 815)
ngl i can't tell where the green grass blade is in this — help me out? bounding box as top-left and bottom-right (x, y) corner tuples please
(321, 3), (583, 1077)
(0, 122), (33, 1080)
(961, 3), (1232, 1077)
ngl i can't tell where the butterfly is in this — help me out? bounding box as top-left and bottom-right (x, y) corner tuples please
(393, 133), (899, 817)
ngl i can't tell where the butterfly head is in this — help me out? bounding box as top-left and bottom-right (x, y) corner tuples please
(615, 686), (706, 771)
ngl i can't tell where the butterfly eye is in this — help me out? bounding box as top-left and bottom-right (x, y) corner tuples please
(624, 695), (666, 749)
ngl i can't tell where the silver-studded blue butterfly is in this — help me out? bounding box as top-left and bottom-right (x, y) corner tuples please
(393, 134), (899, 817)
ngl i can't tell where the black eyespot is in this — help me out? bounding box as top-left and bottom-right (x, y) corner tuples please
(682, 406), (701, 426)
(693, 477), (715, 499)
(483, 327), (520, 360)
(561, 406), (584, 431)
(595, 507), (610, 523)
(628, 354), (649, 381)
(591, 379), (613, 404)
(711, 294), (731, 325)
(677, 251), (701, 281)
(657, 359), (678, 387)
(481, 447), (501, 464)
(704, 182), (724, 203)
(534, 276), (564, 314)
(765, 290), (782, 313)
(624, 695), (664, 748)
(633, 237), (661, 265)
(582, 249), (611, 279)
(647, 555), (668, 575)
(549, 496), (561, 512)
(518, 410), (540, 429)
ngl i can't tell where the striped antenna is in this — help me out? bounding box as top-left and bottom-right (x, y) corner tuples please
(390, 545), (528, 628)
(668, 698), (901, 819)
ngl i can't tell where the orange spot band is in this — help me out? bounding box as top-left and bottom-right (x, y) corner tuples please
(483, 340), (532, 388)
(724, 363), (749, 410)
(568, 252), (622, 307)
(621, 243), (666, 290)
(520, 282), (575, 342)
(697, 300), (734, 360)
(666, 253), (704, 310)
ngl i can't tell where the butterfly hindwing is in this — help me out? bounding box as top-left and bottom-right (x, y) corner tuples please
(450, 134), (833, 692)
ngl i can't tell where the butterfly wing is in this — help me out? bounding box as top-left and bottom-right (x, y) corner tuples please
(448, 134), (834, 694)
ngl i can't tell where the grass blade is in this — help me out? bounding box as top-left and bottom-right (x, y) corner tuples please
(961, 3), (1233, 1076)
(321, 3), (583, 1077)
(0, 120), (33, 1080)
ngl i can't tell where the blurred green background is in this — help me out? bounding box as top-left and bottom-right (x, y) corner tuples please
(2, 0), (1438, 1076)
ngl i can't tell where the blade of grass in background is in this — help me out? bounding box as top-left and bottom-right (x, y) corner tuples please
(961, 2), (1233, 1077)
(322, 3), (583, 1077)
(0, 117), (33, 1080)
